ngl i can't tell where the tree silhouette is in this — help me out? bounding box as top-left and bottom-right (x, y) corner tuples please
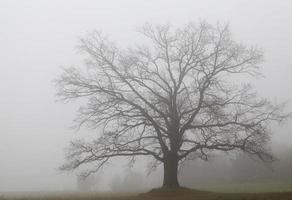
(56, 22), (289, 187)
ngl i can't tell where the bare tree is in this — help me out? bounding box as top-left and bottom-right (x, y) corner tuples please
(56, 22), (290, 187)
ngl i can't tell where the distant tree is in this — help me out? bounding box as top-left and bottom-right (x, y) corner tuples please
(230, 153), (273, 182)
(56, 22), (290, 187)
(230, 147), (292, 182)
(276, 147), (292, 181)
(122, 170), (146, 192)
(109, 170), (146, 193)
(109, 175), (122, 192)
(180, 154), (233, 187)
(76, 174), (99, 191)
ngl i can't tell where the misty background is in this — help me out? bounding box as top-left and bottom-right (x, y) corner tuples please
(0, 0), (292, 193)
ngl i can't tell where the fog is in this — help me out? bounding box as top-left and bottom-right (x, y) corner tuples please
(0, 0), (292, 193)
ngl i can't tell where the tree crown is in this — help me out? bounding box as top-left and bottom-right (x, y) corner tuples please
(56, 22), (289, 177)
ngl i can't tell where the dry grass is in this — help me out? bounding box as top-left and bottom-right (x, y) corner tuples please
(2, 187), (292, 200)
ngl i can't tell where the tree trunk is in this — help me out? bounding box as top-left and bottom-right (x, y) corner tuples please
(163, 154), (179, 187)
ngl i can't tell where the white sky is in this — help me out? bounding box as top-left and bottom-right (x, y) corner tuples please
(0, 0), (292, 192)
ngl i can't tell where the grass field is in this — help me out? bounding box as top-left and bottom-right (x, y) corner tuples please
(192, 181), (292, 193)
(2, 187), (292, 200)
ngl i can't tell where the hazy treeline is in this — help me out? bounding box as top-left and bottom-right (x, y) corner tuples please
(120, 146), (292, 191)
(109, 170), (147, 193)
(76, 174), (99, 192)
(76, 169), (160, 193)
(180, 147), (292, 187)
(76, 145), (292, 192)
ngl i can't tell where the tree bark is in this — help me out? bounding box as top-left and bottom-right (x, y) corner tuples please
(163, 154), (179, 187)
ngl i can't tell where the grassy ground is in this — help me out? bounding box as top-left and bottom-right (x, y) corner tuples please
(192, 181), (292, 193)
(1, 187), (292, 200)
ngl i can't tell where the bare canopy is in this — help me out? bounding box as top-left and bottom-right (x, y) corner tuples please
(56, 22), (289, 187)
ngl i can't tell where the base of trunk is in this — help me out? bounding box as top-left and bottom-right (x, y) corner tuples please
(163, 155), (179, 187)
(140, 186), (200, 197)
(162, 181), (180, 188)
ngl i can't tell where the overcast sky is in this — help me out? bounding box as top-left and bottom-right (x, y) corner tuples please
(0, 0), (292, 192)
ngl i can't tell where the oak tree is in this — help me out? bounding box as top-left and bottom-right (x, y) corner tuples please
(56, 22), (289, 187)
